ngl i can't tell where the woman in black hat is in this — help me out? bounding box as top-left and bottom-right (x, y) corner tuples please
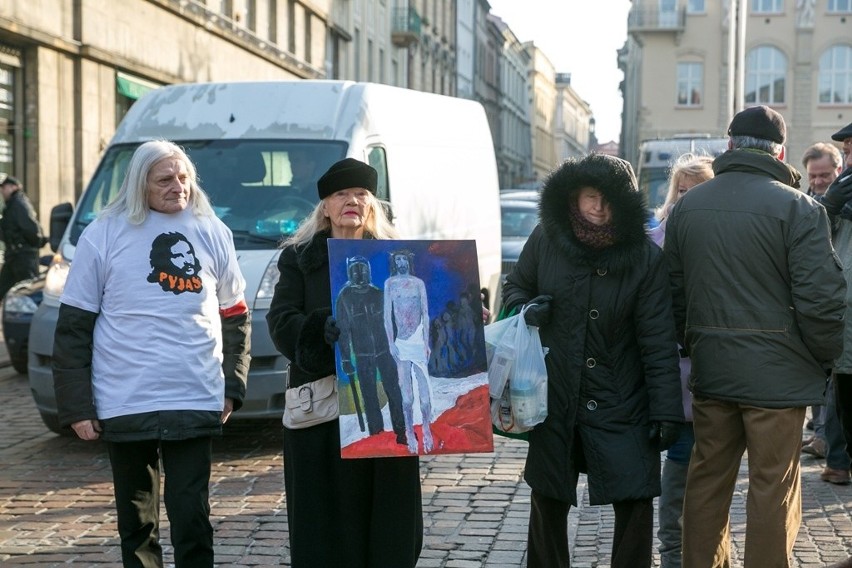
(266, 158), (422, 567)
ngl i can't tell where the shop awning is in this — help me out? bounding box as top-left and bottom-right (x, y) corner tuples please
(116, 72), (160, 100)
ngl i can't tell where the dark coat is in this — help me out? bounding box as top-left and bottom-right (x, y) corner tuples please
(503, 154), (682, 506)
(0, 189), (45, 254)
(266, 230), (423, 568)
(665, 149), (846, 406)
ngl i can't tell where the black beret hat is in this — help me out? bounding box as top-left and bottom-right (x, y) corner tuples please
(727, 105), (786, 144)
(831, 121), (852, 142)
(316, 158), (377, 200)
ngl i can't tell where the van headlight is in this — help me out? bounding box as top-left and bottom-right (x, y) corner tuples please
(253, 257), (280, 310)
(43, 253), (71, 301)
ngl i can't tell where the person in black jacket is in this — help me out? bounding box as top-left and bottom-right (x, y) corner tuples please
(52, 140), (251, 568)
(0, 175), (46, 299)
(502, 153), (683, 568)
(266, 158), (422, 568)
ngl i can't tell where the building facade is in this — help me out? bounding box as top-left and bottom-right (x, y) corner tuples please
(526, 42), (558, 183)
(0, 0), (328, 222)
(555, 73), (593, 163)
(0, 0), (596, 221)
(491, 13), (532, 188)
(621, 0), (852, 172)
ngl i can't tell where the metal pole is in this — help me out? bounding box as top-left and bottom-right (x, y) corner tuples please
(735, 0), (747, 113)
(727, 0), (737, 121)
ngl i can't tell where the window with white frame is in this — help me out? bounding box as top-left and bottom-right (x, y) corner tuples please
(752, 0), (783, 13)
(745, 46), (787, 104)
(677, 62), (703, 106)
(818, 45), (852, 104)
(829, 0), (852, 12)
(688, 0), (706, 13)
(659, 0), (678, 26)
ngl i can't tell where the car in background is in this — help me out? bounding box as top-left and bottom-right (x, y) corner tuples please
(2, 273), (45, 375)
(500, 191), (540, 280)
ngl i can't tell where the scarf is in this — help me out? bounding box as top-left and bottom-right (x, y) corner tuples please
(568, 202), (617, 250)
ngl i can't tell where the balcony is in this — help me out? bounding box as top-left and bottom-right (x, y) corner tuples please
(628, 7), (686, 33)
(391, 7), (422, 48)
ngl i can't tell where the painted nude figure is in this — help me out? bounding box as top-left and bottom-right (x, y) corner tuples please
(384, 249), (435, 454)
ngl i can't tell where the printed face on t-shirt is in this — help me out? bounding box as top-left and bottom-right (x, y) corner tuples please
(146, 231), (203, 294)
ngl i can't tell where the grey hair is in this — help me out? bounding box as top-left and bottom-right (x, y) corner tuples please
(283, 192), (398, 248)
(802, 142), (843, 170)
(730, 135), (783, 157)
(99, 139), (215, 224)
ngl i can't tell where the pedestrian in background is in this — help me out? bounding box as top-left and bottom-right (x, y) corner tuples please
(665, 105), (848, 568)
(502, 153), (683, 568)
(52, 140), (251, 568)
(798, 142), (851, 485)
(649, 152), (714, 568)
(826, 121), (852, 504)
(266, 158), (423, 567)
(802, 142), (843, 197)
(0, 174), (46, 299)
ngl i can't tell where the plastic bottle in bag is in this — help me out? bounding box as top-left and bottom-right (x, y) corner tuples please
(510, 372), (539, 428)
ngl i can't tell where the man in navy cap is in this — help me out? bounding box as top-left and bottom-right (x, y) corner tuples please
(0, 175), (46, 299)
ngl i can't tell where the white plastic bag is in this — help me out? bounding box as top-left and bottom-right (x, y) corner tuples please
(486, 306), (549, 434)
(485, 314), (519, 398)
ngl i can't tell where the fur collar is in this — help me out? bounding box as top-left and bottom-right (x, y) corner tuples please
(539, 155), (651, 273)
(296, 230), (331, 274)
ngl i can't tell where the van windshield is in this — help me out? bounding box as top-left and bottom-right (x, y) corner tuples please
(69, 140), (348, 249)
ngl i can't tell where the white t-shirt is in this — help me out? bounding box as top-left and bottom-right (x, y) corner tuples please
(60, 208), (246, 420)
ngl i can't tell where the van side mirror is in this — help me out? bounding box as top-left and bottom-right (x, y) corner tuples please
(49, 202), (74, 253)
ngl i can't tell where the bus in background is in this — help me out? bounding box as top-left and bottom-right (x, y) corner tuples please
(637, 134), (728, 217)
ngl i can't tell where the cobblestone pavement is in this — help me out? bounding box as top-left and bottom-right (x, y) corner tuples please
(0, 364), (850, 567)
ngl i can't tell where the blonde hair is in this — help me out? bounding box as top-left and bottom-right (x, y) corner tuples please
(283, 192), (398, 248)
(655, 153), (715, 222)
(100, 139), (214, 224)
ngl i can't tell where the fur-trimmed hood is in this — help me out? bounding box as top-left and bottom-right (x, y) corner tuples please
(539, 153), (650, 273)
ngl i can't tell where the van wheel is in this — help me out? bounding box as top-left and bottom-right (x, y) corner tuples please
(10, 353), (28, 375)
(39, 411), (74, 436)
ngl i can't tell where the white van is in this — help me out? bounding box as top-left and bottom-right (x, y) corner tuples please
(28, 80), (501, 433)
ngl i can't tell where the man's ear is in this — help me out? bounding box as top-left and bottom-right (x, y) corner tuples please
(778, 146), (786, 162)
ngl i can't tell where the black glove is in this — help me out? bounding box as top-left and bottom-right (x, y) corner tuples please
(523, 295), (553, 327)
(820, 166), (852, 216)
(323, 316), (341, 345)
(649, 421), (682, 452)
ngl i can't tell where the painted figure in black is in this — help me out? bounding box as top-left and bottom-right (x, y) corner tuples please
(336, 255), (407, 443)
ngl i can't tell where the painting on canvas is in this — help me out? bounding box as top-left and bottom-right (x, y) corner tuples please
(328, 238), (494, 458)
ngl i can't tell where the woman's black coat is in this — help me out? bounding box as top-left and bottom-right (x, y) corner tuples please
(503, 155), (683, 506)
(266, 229), (423, 567)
